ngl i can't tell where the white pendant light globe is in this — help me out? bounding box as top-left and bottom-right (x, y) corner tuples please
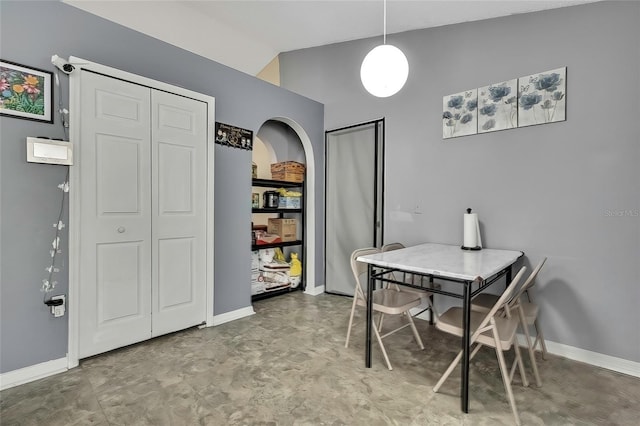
(360, 44), (409, 98)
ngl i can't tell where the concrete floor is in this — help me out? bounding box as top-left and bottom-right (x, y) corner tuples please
(1, 292), (639, 425)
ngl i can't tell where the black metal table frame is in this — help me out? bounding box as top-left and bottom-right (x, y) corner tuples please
(365, 263), (516, 413)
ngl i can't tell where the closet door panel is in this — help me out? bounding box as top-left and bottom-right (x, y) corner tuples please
(95, 136), (141, 214)
(78, 71), (152, 358)
(96, 242), (145, 323)
(158, 143), (194, 214)
(157, 238), (195, 307)
(151, 90), (207, 336)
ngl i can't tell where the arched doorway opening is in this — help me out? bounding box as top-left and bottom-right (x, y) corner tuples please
(253, 118), (318, 295)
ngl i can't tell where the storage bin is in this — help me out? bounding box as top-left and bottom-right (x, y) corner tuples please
(278, 196), (301, 209)
(271, 161), (305, 182)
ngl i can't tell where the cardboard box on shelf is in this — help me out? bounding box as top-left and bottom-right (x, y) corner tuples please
(267, 218), (297, 242)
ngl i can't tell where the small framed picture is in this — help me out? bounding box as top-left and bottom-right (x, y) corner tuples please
(443, 89), (478, 139)
(477, 79), (518, 133)
(0, 59), (54, 123)
(517, 67), (567, 128)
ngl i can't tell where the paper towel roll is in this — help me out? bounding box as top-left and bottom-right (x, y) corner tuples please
(463, 211), (482, 249)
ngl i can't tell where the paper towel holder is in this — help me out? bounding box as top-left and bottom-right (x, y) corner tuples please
(461, 208), (482, 251)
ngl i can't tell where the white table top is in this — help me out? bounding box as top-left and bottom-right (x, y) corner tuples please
(357, 243), (523, 282)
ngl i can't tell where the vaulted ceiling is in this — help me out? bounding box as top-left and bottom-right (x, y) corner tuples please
(64, 0), (599, 76)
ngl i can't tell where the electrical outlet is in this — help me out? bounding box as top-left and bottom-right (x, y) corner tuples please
(51, 295), (66, 317)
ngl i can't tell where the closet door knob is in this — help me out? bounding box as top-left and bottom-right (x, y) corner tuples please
(117, 226), (126, 233)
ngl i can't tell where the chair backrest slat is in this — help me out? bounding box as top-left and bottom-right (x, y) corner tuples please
(511, 257), (547, 304)
(472, 266), (527, 341)
(381, 242), (407, 289)
(350, 247), (380, 301)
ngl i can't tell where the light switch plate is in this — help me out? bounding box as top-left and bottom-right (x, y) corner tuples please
(26, 137), (73, 165)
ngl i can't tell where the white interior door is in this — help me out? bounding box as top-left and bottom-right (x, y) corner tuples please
(78, 71), (152, 358)
(151, 90), (207, 336)
(78, 71), (208, 358)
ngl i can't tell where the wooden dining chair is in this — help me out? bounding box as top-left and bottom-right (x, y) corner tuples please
(433, 266), (528, 426)
(471, 257), (547, 387)
(381, 242), (439, 322)
(345, 247), (424, 370)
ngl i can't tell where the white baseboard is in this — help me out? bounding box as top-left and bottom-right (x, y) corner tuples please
(412, 317), (639, 378)
(0, 357), (68, 391)
(305, 284), (325, 296)
(515, 334), (640, 378)
(212, 305), (255, 326)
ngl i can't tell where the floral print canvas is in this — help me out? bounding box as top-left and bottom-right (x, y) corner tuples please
(0, 60), (53, 123)
(477, 79), (517, 133)
(517, 67), (566, 128)
(442, 89), (477, 139)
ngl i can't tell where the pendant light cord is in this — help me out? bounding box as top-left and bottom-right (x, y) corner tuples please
(383, 0), (387, 45)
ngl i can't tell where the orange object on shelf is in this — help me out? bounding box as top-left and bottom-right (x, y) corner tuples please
(255, 233), (282, 245)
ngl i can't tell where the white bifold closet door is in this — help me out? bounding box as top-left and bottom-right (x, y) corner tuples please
(78, 71), (207, 358)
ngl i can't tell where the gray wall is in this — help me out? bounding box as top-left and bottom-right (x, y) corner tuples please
(257, 120), (306, 163)
(0, 1), (324, 374)
(280, 1), (640, 362)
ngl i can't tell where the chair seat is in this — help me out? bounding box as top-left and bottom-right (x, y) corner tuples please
(436, 307), (518, 350)
(356, 288), (422, 314)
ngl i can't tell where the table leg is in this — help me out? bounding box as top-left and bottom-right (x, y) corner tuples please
(461, 280), (472, 413)
(429, 276), (435, 325)
(365, 263), (373, 368)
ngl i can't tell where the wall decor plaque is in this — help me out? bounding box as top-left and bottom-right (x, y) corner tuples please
(215, 122), (253, 150)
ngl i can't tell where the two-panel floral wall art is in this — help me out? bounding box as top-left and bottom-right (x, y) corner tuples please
(442, 67), (566, 139)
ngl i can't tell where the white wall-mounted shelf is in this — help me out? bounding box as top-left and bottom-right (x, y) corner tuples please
(26, 137), (73, 165)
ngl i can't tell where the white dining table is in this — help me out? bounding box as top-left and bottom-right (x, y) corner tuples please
(357, 242), (523, 413)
